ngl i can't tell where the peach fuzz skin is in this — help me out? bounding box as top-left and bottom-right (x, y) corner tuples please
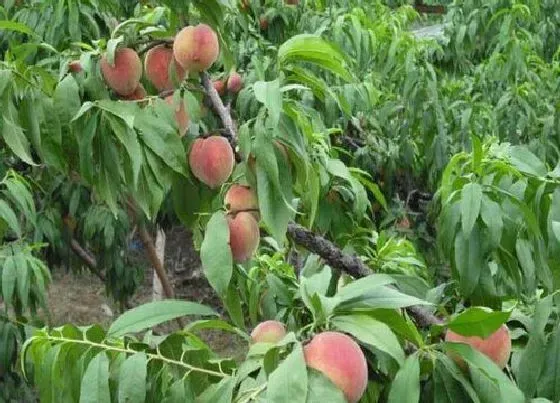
(304, 331), (368, 403)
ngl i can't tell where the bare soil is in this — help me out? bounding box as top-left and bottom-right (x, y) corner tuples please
(47, 226), (247, 361)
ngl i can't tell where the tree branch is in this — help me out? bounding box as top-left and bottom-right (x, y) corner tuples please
(201, 72), (442, 328)
(69, 238), (105, 282)
(200, 72), (237, 141)
(286, 223), (442, 326)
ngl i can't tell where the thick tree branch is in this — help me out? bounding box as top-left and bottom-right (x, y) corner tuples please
(201, 72), (442, 328)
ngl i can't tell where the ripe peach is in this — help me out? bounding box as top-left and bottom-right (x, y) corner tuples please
(213, 79), (226, 96)
(68, 60), (82, 73)
(173, 24), (220, 72)
(189, 136), (234, 188)
(228, 212), (260, 263)
(251, 320), (286, 343)
(144, 45), (186, 91)
(100, 48), (142, 96)
(165, 95), (189, 136)
(227, 71), (243, 93)
(445, 324), (511, 369)
(224, 184), (258, 214)
(304, 332), (368, 403)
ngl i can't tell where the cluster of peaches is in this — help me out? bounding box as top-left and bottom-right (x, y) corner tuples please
(250, 320), (511, 402)
(76, 24), (260, 264)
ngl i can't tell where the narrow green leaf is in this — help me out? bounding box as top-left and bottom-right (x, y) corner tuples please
(267, 343), (308, 403)
(118, 352), (147, 403)
(79, 352), (110, 403)
(460, 183), (482, 237)
(2, 116), (36, 166)
(0, 199), (21, 237)
(200, 211), (233, 297)
(332, 315), (405, 366)
(306, 369), (346, 403)
(388, 354), (420, 403)
(2, 256), (16, 305)
(278, 35), (352, 82)
(108, 300), (217, 337)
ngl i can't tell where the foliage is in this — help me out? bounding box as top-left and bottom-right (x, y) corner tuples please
(0, 0), (560, 401)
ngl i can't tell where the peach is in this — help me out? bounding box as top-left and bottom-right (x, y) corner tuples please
(189, 136), (234, 188)
(445, 324), (511, 369)
(304, 332), (368, 403)
(121, 84), (147, 101)
(250, 320), (286, 343)
(165, 95), (189, 136)
(224, 185), (258, 214)
(173, 24), (220, 72)
(144, 45), (186, 92)
(285, 0), (299, 4)
(100, 48), (142, 96)
(213, 79), (226, 96)
(228, 212), (260, 262)
(227, 71), (243, 93)
(68, 60), (82, 73)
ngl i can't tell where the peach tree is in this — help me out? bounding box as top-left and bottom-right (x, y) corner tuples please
(1, 0), (560, 402)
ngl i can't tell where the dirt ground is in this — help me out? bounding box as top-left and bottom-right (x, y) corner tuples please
(47, 226), (247, 361)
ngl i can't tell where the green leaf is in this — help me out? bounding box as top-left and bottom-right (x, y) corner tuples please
(537, 324), (560, 400)
(336, 274), (396, 302)
(80, 352), (110, 403)
(278, 35), (352, 82)
(118, 352), (147, 403)
(509, 146), (547, 177)
(254, 80), (282, 127)
(105, 113), (143, 187)
(197, 376), (235, 403)
(444, 343), (525, 402)
(335, 285), (429, 311)
(53, 75), (81, 126)
(306, 369), (346, 403)
(200, 211), (233, 297)
(2, 256), (16, 305)
(332, 315), (405, 366)
(460, 183), (482, 237)
(515, 238), (536, 293)
(447, 307), (510, 338)
(267, 342), (308, 403)
(388, 354), (420, 403)
(435, 352), (480, 403)
(107, 300), (217, 337)
(15, 253), (30, 308)
(0, 20), (37, 36)
(254, 127), (293, 244)
(0, 199), (21, 237)
(453, 227), (482, 297)
(2, 116), (36, 165)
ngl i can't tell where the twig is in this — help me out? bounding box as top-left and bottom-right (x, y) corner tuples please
(134, 38), (174, 56)
(200, 72), (237, 140)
